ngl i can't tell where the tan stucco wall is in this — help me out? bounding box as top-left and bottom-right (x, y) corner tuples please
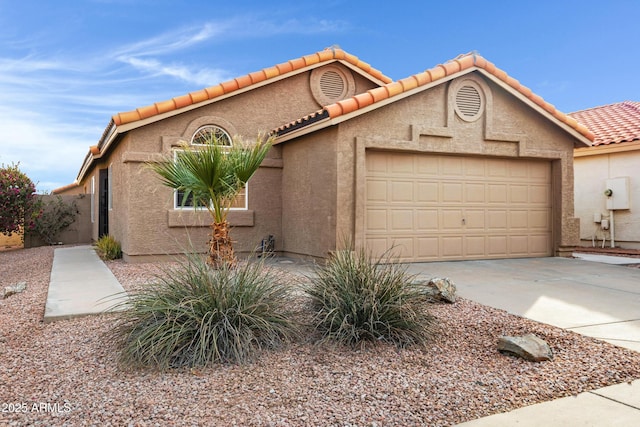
(76, 63), (376, 261)
(281, 127), (338, 258)
(282, 71), (581, 258)
(574, 149), (640, 249)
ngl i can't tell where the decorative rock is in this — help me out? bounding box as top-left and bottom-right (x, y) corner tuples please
(3, 281), (26, 299)
(416, 277), (457, 303)
(498, 334), (553, 362)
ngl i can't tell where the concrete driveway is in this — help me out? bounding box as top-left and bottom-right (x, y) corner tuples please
(406, 257), (640, 352)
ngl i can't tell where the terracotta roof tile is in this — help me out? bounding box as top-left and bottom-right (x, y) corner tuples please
(275, 52), (595, 143)
(109, 47), (391, 127)
(235, 74), (253, 89)
(354, 92), (375, 109)
(569, 101), (640, 146)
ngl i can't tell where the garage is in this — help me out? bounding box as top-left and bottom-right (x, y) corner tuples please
(365, 151), (552, 261)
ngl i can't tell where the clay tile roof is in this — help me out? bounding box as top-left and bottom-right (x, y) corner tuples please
(276, 52), (595, 142)
(568, 101), (640, 146)
(111, 47), (392, 127)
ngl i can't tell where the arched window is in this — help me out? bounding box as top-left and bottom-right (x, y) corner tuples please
(175, 124), (247, 210)
(190, 125), (232, 146)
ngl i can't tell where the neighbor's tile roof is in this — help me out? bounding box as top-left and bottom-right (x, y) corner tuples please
(275, 52), (595, 142)
(569, 101), (640, 146)
(111, 47), (392, 127)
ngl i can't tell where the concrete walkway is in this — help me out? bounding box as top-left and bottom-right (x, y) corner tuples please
(403, 255), (640, 426)
(44, 245), (127, 322)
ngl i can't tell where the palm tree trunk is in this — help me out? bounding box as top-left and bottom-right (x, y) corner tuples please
(209, 221), (236, 268)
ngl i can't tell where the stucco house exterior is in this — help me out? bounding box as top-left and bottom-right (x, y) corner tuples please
(571, 101), (640, 249)
(55, 48), (593, 262)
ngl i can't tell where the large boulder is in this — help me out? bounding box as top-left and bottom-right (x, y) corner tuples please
(498, 334), (553, 362)
(416, 277), (457, 303)
(3, 281), (26, 299)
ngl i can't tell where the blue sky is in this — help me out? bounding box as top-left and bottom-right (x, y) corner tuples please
(1, 0), (638, 192)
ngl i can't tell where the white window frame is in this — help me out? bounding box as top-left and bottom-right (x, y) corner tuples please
(190, 125), (232, 146)
(173, 124), (249, 211)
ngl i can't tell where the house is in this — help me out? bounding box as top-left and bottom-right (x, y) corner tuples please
(571, 102), (640, 249)
(55, 47), (593, 262)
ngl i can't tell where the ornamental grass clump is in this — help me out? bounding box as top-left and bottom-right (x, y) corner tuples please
(304, 245), (436, 348)
(95, 235), (122, 260)
(112, 254), (298, 369)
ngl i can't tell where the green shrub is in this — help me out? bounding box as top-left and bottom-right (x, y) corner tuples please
(31, 196), (79, 244)
(95, 235), (122, 260)
(304, 245), (436, 348)
(111, 255), (298, 369)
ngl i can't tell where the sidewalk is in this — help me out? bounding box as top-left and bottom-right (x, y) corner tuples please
(44, 245), (127, 322)
(456, 379), (640, 426)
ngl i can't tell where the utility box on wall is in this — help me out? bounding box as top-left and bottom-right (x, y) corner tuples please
(605, 177), (630, 210)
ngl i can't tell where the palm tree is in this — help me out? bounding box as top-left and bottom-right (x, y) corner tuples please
(150, 133), (272, 268)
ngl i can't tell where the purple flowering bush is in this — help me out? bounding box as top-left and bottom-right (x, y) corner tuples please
(0, 163), (39, 236)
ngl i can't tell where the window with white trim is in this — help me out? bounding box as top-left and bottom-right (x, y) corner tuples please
(174, 125), (247, 210)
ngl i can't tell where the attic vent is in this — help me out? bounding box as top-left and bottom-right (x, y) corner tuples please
(456, 85), (482, 118)
(320, 70), (345, 100)
(310, 65), (356, 106)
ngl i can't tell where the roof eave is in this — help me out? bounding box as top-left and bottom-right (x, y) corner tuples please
(574, 139), (640, 157)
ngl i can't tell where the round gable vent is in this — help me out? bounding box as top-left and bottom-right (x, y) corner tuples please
(319, 70), (346, 100)
(454, 82), (484, 122)
(310, 65), (356, 106)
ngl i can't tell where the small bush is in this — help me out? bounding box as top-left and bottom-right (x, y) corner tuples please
(111, 255), (298, 369)
(32, 196), (79, 245)
(304, 245), (436, 348)
(95, 235), (122, 260)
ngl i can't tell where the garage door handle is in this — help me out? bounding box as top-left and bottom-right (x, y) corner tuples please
(462, 218), (466, 225)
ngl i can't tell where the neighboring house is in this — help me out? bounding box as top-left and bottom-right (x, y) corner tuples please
(55, 47), (593, 262)
(571, 101), (640, 249)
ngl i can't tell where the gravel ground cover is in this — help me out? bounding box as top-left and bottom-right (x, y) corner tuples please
(2, 246), (640, 426)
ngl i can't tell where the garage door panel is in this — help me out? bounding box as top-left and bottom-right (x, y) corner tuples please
(441, 182), (463, 203)
(416, 157), (439, 175)
(465, 236), (486, 256)
(510, 210), (529, 229)
(366, 209), (388, 231)
(440, 157), (463, 175)
(488, 210), (508, 230)
(366, 151), (388, 173)
(417, 182), (438, 202)
(393, 238), (415, 259)
(464, 158), (486, 177)
(366, 180), (387, 202)
(391, 156), (414, 174)
(466, 183), (486, 203)
(488, 236), (508, 255)
(442, 210), (463, 230)
(442, 237), (463, 257)
(390, 210), (413, 230)
(529, 210), (550, 229)
(530, 185), (550, 204)
(510, 236), (529, 255)
(530, 235), (550, 254)
(390, 181), (414, 202)
(488, 184), (508, 203)
(365, 152), (551, 261)
(417, 210), (439, 231)
(510, 185), (528, 203)
(417, 237), (439, 258)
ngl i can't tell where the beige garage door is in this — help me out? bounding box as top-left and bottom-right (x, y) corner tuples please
(365, 151), (552, 261)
